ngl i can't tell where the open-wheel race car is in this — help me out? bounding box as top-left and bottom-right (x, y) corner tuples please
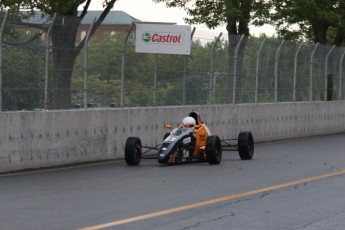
(124, 111), (254, 166)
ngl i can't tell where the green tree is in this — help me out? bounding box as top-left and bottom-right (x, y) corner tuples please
(2, 30), (45, 110)
(153, 0), (258, 103)
(72, 32), (124, 107)
(1, 0), (118, 109)
(71, 74), (121, 107)
(70, 30), (232, 107)
(255, 0), (345, 46)
(253, 0), (345, 102)
(153, 0), (252, 35)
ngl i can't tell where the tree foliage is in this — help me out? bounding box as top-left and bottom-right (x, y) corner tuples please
(154, 0), (345, 46)
(152, 0), (261, 103)
(153, 0), (252, 36)
(1, 0), (117, 109)
(2, 30), (45, 110)
(254, 0), (345, 45)
(71, 31), (230, 107)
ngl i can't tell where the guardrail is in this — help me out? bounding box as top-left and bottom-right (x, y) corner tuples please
(1, 101), (344, 173)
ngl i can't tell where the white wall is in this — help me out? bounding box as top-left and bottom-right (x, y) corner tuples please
(1, 101), (344, 172)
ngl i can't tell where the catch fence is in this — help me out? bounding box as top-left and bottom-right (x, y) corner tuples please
(1, 11), (345, 111)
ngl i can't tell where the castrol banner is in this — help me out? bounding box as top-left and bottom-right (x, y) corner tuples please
(135, 24), (191, 55)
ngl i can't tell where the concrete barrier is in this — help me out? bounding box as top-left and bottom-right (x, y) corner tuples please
(1, 101), (344, 173)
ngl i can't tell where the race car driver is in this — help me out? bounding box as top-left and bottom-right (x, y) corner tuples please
(182, 116), (196, 128)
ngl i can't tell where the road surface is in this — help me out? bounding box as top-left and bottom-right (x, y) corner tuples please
(1, 134), (345, 230)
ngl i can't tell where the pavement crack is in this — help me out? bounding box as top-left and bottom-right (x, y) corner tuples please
(259, 191), (270, 199)
(328, 166), (335, 172)
(178, 213), (235, 230)
(301, 222), (313, 228)
(294, 182), (308, 190)
(296, 210), (345, 229)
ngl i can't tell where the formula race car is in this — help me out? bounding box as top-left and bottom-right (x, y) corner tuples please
(125, 111), (254, 166)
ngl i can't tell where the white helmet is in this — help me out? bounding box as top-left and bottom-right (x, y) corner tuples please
(182, 116), (196, 128)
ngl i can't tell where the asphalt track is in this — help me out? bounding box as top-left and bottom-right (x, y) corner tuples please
(1, 134), (345, 230)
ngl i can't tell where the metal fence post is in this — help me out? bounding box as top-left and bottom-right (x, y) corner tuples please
(293, 42), (303, 101)
(182, 27), (195, 105)
(209, 32), (222, 104)
(324, 45), (335, 101)
(309, 43), (319, 101)
(274, 40), (285, 102)
(255, 38), (266, 103)
(339, 50), (345, 100)
(0, 11), (9, 112)
(232, 35), (245, 104)
(83, 19), (96, 109)
(44, 14), (56, 110)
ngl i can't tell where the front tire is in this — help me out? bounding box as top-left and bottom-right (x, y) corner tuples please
(125, 137), (142, 166)
(238, 132), (254, 160)
(205, 135), (222, 164)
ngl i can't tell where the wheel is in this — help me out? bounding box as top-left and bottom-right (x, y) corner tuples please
(163, 132), (170, 141)
(205, 135), (222, 164)
(125, 137), (142, 166)
(238, 131), (254, 160)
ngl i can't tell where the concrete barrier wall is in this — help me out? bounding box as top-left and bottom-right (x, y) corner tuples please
(1, 101), (344, 173)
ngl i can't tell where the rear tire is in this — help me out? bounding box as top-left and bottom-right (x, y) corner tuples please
(125, 137), (142, 166)
(238, 132), (254, 160)
(205, 135), (222, 164)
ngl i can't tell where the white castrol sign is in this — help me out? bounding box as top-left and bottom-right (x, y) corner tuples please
(135, 24), (191, 55)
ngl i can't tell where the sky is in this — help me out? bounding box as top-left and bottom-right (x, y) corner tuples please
(80, 0), (275, 38)
(85, 0), (205, 27)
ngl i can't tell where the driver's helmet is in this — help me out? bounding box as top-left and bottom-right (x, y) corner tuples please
(182, 116), (196, 128)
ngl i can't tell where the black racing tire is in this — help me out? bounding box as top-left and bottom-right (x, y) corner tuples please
(125, 137), (142, 166)
(163, 132), (170, 141)
(238, 131), (254, 160)
(205, 135), (222, 165)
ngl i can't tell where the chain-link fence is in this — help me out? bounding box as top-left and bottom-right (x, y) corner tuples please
(1, 11), (345, 111)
